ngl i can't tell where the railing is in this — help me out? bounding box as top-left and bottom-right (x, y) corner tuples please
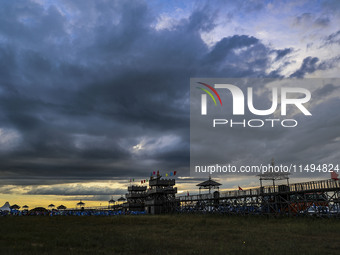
(221, 179), (340, 198)
(147, 187), (177, 195)
(289, 179), (340, 192)
(221, 189), (261, 198)
(67, 206), (112, 210)
(178, 179), (340, 201)
(128, 186), (147, 192)
(179, 193), (213, 202)
(149, 178), (175, 186)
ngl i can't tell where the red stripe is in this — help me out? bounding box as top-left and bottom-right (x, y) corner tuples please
(198, 82), (222, 106)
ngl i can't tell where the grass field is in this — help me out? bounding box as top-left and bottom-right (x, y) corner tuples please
(0, 215), (339, 255)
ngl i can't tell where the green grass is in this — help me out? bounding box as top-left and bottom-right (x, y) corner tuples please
(0, 215), (339, 255)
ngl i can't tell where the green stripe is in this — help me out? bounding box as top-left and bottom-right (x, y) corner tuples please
(197, 87), (217, 105)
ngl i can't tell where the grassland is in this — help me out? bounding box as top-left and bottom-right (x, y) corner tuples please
(0, 215), (339, 255)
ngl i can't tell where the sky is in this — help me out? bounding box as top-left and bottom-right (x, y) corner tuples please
(0, 0), (339, 208)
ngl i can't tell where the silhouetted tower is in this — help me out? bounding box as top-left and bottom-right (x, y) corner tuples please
(197, 175), (222, 194)
(145, 175), (177, 214)
(123, 185), (147, 212)
(258, 158), (290, 192)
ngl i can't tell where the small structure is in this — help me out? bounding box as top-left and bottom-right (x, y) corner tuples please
(22, 205), (29, 210)
(0, 202), (11, 211)
(10, 204), (20, 210)
(77, 201), (85, 209)
(48, 204), (55, 210)
(197, 176), (222, 194)
(118, 196), (126, 203)
(257, 158), (290, 192)
(108, 197), (115, 209)
(29, 207), (48, 214)
(145, 175), (177, 214)
(123, 185), (147, 212)
(57, 205), (66, 210)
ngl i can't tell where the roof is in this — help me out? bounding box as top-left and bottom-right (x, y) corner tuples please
(109, 199), (115, 203)
(197, 178), (222, 187)
(30, 207), (48, 212)
(11, 204), (20, 209)
(118, 197), (126, 201)
(0, 202), (11, 211)
(77, 201), (85, 205)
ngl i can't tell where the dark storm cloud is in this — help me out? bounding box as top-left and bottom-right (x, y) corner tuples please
(290, 57), (320, 78)
(314, 83), (338, 97)
(290, 56), (340, 78)
(0, 184), (125, 202)
(293, 13), (330, 28)
(322, 0), (340, 12)
(271, 97), (340, 179)
(235, 0), (264, 13)
(294, 13), (313, 25)
(324, 30), (340, 45)
(274, 48), (293, 61)
(62, 195), (118, 202)
(205, 35), (259, 63)
(314, 17), (330, 27)
(0, 0), (338, 190)
(26, 185), (126, 196)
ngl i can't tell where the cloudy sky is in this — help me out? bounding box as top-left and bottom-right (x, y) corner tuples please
(0, 0), (339, 208)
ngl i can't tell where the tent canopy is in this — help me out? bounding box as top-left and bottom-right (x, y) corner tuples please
(0, 202), (11, 211)
(10, 204), (20, 210)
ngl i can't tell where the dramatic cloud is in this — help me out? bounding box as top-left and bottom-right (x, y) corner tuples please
(293, 13), (330, 28)
(26, 184), (125, 196)
(290, 57), (320, 78)
(324, 30), (340, 45)
(0, 0), (339, 198)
